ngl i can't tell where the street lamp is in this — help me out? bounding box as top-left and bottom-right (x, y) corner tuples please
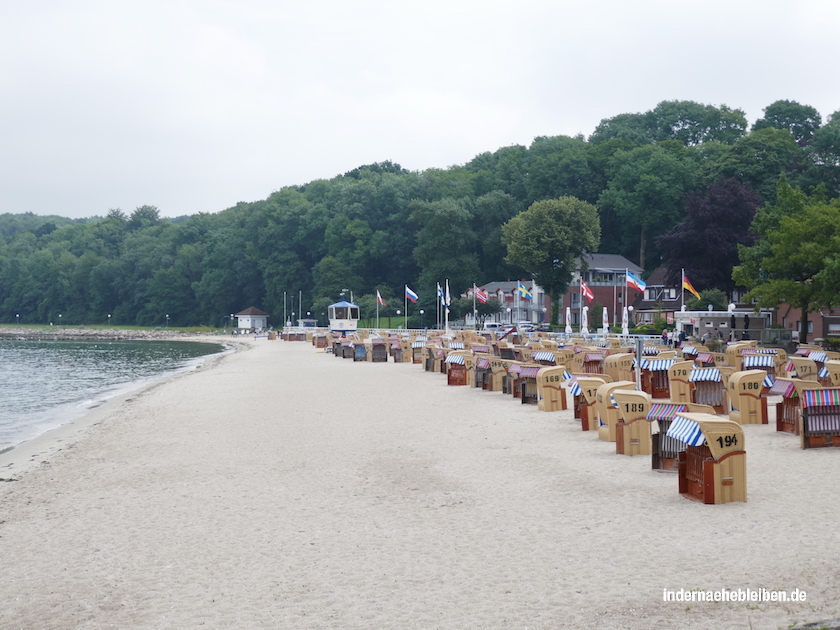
(396, 309), (401, 330)
(58, 313), (62, 327)
(506, 307), (511, 324)
(419, 309), (425, 329)
(230, 313), (234, 329)
(108, 313), (111, 327)
(16, 313), (19, 326)
(166, 314), (169, 328)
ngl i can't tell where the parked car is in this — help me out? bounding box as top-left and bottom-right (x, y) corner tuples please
(481, 322), (504, 333)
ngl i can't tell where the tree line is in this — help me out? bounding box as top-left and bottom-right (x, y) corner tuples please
(0, 99), (838, 329)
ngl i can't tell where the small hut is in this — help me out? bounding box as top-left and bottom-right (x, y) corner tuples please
(235, 307), (269, 330)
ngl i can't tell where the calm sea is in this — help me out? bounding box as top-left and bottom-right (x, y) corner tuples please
(0, 339), (227, 451)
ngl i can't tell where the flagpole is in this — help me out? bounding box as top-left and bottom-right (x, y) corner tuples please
(622, 269), (627, 339)
(445, 279), (450, 331)
(473, 284), (477, 330)
(516, 282), (520, 325)
(613, 271), (618, 332)
(579, 278), (583, 335)
(437, 283), (441, 329)
(376, 296), (380, 330)
(681, 268), (685, 311)
(404, 287), (407, 330)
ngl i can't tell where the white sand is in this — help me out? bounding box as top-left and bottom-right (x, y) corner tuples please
(0, 338), (837, 629)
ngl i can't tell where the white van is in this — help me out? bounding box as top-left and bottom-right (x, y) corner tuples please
(482, 322), (504, 333)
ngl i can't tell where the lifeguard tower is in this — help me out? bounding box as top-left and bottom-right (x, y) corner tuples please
(328, 300), (360, 335)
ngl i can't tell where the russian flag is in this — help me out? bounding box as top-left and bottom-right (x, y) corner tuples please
(405, 285), (419, 303)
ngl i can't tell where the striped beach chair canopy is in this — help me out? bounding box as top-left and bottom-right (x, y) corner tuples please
(639, 358), (676, 371)
(532, 351), (556, 362)
(801, 388), (840, 407)
(743, 354), (775, 368)
(689, 368), (721, 382)
(567, 375), (582, 396)
(476, 357), (491, 369)
(768, 379), (797, 397)
(519, 366), (541, 379)
(647, 403), (687, 421)
(444, 353), (465, 364)
(681, 346), (698, 356)
(448, 342), (465, 349)
(666, 414), (706, 447)
(696, 352), (714, 363)
(810, 351), (828, 363)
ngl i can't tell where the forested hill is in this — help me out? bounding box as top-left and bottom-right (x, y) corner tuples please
(1, 99), (838, 327)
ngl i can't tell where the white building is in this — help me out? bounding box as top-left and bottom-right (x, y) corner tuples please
(235, 307), (269, 329)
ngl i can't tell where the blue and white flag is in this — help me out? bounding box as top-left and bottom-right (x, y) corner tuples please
(626, 271), (646, 292)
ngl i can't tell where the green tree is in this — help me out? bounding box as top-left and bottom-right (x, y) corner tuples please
(753, 100), (822, 146)
(410, 197), (480, 297)
(648, 100), (747, 146)
(471, 191), (522, 281)
(597, 143), (698, 267)
(501, 196), (600, 326)
(733, 180), (840, 343)
(127, 205), (162, 231)
(804, 110), (840, 197)
(702, 128), (805, 203)
(589, 112), (654, 145)
(686, 289), (728, 312)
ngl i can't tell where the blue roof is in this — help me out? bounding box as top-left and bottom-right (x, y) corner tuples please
(329, 300), (358, 308)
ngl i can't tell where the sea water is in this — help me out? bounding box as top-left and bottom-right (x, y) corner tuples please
(0, 339), (227, 451)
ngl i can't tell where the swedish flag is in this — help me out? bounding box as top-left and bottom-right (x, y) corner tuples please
(517, 282), (533, 300)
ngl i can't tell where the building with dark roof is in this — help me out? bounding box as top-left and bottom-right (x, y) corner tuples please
(469, 254), (643, 327)
(561, 254), (643, 326)
(235, 307), (269, 329)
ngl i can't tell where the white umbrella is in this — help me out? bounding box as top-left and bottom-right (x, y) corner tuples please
(565, 307), (572, 335)
(621, 306), (629, 337)
(602, 307), (609, 337)
(581, 306), (589, 336)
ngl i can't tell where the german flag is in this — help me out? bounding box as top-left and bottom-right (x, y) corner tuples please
(682, 276), (701, 300)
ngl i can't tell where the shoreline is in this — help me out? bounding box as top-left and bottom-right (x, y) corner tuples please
(0, 325), (228, 342)
(0, 335), (252, 477)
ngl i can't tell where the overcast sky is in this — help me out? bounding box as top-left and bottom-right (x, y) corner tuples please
(2, 0), (839, 219)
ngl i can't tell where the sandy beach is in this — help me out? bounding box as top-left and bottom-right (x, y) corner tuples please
(1, 338), (838, 629)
